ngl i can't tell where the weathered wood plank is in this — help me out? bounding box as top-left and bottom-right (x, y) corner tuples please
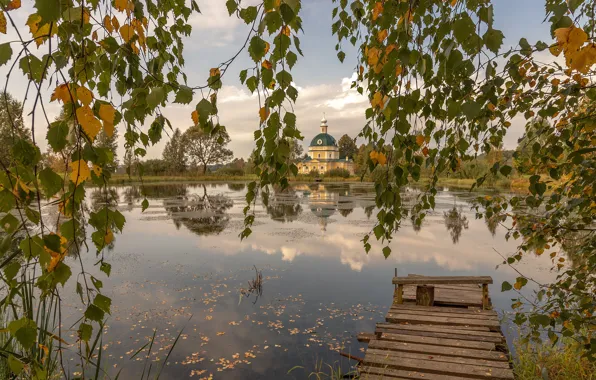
(393, 276), (493, 285)
(369, 339), (508, 362)
(390, 303), (497, 316)
(358, 332), (376, 343)
(360, 366), (470, 380)
(379, 332), (496, 350)
(364, 350), (514, 379)
(386, 313), (501, 328)
(375, 327), (505, 344)
(366, 348), (510, 370)
(388, 309), (499, 321)
(378, 322), (493, 332)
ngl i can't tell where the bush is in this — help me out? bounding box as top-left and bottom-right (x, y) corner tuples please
(216, 167), (244, 176)
(326, 168), (350, 178)
(308, 169), (320, 177)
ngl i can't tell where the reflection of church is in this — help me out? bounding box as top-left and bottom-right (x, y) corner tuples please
(297, 117), (355, 175)
(306, 184), (338, 231)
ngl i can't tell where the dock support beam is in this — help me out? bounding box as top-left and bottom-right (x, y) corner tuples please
(416, 285), (435, 306)
(482, 283), (489, 309)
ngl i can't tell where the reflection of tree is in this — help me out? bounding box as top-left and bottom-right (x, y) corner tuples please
(411, 214), (422, 233)
(443, 206), (469, 244)
(88, 187), (120, 251)
(338, 208), (353, 217)
(364, 205), (375, 219)
(227, 183), (246, 192)
(266, 190), (302, 223)
(164, 185), (233, 235)
(485, 214), (499, 237)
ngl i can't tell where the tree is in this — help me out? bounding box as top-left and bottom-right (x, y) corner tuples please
(338, 134), (357, 160)
(183, 127), (233, 174)
(162, 128), (186, 173)
(289, 138), (304, 163)
(94, 129), (119, 173)
(0, 92), (29, 165)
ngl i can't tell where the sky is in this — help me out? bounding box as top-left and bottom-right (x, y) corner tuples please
(0, 0), (555, 161)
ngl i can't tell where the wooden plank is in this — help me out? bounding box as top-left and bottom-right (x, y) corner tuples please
(390, 304), (497, 316)
(377, 323), (492, 336)
(375, 328), (505, 344)
(406, 274), (480, 289)
(379, 332), (496, 351)
(393, 276), (493, 285)
(387, 309), (499, 321)
(482, 283), (489, 310)
(366, 348), (510, 370)
(386, 313), (501, 328)
(360, 366), (470, 380)
(358, 332), (376, 343)
(369, 339), (508, 362)
(364, 351), (514, 379)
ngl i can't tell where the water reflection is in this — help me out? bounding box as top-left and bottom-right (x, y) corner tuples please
(266, 189), (303, 223)
(443, 204), (469, 244)
(164, 184), (234, 235)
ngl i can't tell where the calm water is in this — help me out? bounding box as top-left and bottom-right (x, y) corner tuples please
(61, 182), (554, 379)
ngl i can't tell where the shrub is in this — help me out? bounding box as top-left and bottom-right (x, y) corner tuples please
(217, 167), (245, 176)
(326, 168), (350, 178)
(308, 169), (320, 177)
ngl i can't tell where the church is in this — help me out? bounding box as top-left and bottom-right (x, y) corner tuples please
(297, 117), (355, 175)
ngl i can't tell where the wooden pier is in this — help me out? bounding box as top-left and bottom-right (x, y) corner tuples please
(357, 274), (513, 379)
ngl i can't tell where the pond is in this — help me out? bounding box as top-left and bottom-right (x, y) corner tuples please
(62, 182), (554, 379)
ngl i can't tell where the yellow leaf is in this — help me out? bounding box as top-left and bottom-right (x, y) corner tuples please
(92, 164), (102, 177)
(6, 0), (21, 10)
(120, 24), (134, 43)
(103, 121), (114, 138)
(395, 63), (403, 76)
(142, 17), (148, 30)
(513, 281), (522, 290)
(104, 228), (114, 244)
(487, 103), (495, 111)
(210, 67), (221, 77)
(416, 135), (425, 146)
(450, 0), (458, 6)
(377, 29), (388, 43)
(372, 2), (383, 21)
(70, 159), (91, 184)
(0, 11), (6, 34)
(551, 78), (560, 86)
(216, 332), (225, 336)
(371, 92), (383, 108)
(191, 110), (199, 125)
(367, 47), (380, 66)
(76, 106), (102, 140)
(76, 86), (93, 106)
(98, 103), (116, 124)
(261, 60), (272, 70)
(104, 15), (113, 34)
(264, 42), (270, 54)
(92, 30), (98, 41)
(369, 150), (386, 165)
(111, 16), (120, 30)
(504, 121), (511, 127)
(281, 25), (291, 36)
(50, 84), (72, 104)
(115, 0), (134, 13)
(33, 23), (57, 47)
(26, 14), (41, 35)
(259, 107), (269, 123)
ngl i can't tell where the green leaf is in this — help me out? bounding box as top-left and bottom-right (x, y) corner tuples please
(36, 0), (61, 22)
(147, 87), (165, 108)
(141, 198), (149, 212)
(0, 190), (15, 212)
(91, 276), (103, 290)
(196, 99), (214, 124)
(239, 69), (248, 84)
(453, 15), (476, 43)
(240, 6), (258, 23)
(12, 138), (41, 166)
(337, 51), (346, 63)
(54, 262), (72, 286)
(174, 86), (193, 104)
(20, 236), (44, 260)
(286, 51), (297, 69)
(4, 260), (20, 282)
(483, 29), (504, 54)
(462, 101), (481, 120)
(78, 323), (92, 342)
(373, 225), (384, 240)
(225, 0), (238, 15)
(93, 294), (112, 314)
(38, 168), (63, 198)
(382, 246), (391, 259)
(501, 281), (512, 292)
(9, 318), (37, 349)
(248, 36), (267, 62)
(47, 121), (69, 152)
(100, 262), (112, 277)
(84, 304), (105, 322)
(0, 213), (19, 234)
(499, 165), (512, 177)
(7, 355), (24, 375)
(43, 234), (61, 253)
(280, 3), (295, 23)
(0, 43), (13, 66)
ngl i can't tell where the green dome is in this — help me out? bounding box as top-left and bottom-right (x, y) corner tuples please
(310, 133), (337, 147)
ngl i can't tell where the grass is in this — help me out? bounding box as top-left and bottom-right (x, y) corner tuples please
(514, 337), (596, 380)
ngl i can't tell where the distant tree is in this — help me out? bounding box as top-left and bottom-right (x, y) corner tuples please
(0, 92), (29, 164)
(338, 134), (357, 160)
(354, 144), (374, 174)
(289, 138), (304, 163)
(183, 127), (233, 174)
(162, 128), (186, 173)
(123, 148), (139, 176)
(94, 129), (119, 173)
(143, 159), (168, 175)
